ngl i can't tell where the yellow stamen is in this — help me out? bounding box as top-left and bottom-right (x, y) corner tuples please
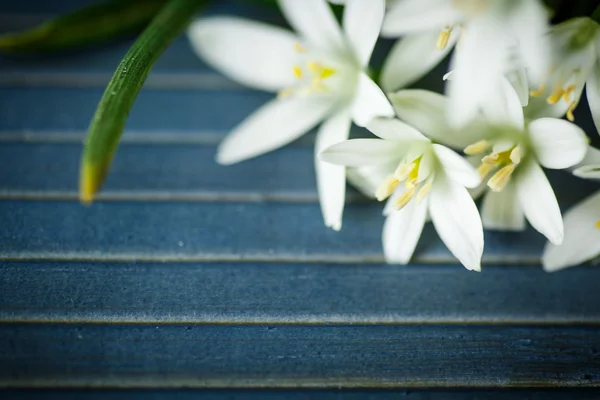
(293, 42), (306, 53)
(529, 84), (546, 97)
(292, 65), (303, 79)
(318, 67), (335, 80)
(376, 175), (399, 202)
(436, 27), (453, 50)
(509, 146), (521, 164)
(547, 86), (565, 104)
(307, 61), (321, 72)
(487, 164), (516, 192)
(464, 140), (490, 155)
(482, 153), (500, 165)
(416, 181), (432, 203)
(394, 162), (415, 181)
(477, 163), (492, 180)
(596, 220), (600, 229)
(567, 101), (577, 122)
(563, 84), (576, 103)
(394, 186), (416, 210)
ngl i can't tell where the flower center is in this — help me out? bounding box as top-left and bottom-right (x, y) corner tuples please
(464, 140), (522, 192)
(278, 43), (337, 98)
(375, 156), (433, 210)
(530, 70), (581, 122)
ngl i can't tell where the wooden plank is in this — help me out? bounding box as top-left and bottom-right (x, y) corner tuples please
(1, 261), (600, 324)
(0, 199), (584, 263)
(3, 389), (600, 399)
(1, 323), (599, 388)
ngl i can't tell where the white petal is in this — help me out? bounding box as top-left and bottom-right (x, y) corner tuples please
(542, 190), (600, 271)
(573, 147), (600, 179)
(217, 97), (333, 164)
(480, 182), (526, 231)
(382, 195), (428, 264)
(381, 31), (457, 92)
(351, 73), (395, 127)
(432, 144), (480, 188)
(343, 0), (384, 66)
(586, 61), (600, 136)
(319, 138), (403, 166)
(315, 110), (352, 231)
(480, 78), (524, 130)
(188, 18), (299, 92)
(447, 17), (509, 128)
(381, 0), (461, 37)
(523, 93), (569, 119)
(506, 67), (529, 107)
(429, 176), (484, 271)
(528, 118), (588, 169)
(347, 162), (397, 198)
(390, 89), (481, 148)
(515, 160), (563, 245)
(278, 0), (344, 52)
(366, 116), (427, 141)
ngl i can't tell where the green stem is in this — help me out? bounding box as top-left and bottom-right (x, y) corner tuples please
(0, 0), (167, 52)
(79, 0), (206, 203)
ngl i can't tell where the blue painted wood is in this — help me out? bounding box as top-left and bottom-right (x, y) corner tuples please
(1, 261), (600, 324)
(0, 199), (591, 263)
(1, 324), (600, 387)
(4, 389), (600, 399)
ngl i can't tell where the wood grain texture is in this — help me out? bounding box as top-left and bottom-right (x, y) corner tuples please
(1, 324), (600, 388)
(1, 261), (600, 324)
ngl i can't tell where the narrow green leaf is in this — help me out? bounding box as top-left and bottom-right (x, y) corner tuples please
(80, 0), (207, 204)
(0, 0), (168, 52)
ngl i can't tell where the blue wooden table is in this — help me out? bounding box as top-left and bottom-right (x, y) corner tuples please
(1, 1), (600, 398)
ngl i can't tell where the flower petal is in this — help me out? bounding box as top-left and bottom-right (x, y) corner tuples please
(381, 31), (457, 92)
(351, 73), (395, 127)
(343, 0), (384, 66)
(347, 162), (397, 198)
(528, 118), (588, 169)
(390, 89), (482, 148)
(319, 138), (403, 167)
(542, 190), (600, 271)
(572, 147), (600, 179)
(315, 110), (352, 231)
(506, 67), (529, 107)
(188, 17), (299, 92)
(515, 160), (563, 245)
(366, 116), (428, 141)
(586, 60), (600, 136)
(429, 175), (484, 271)
(480, 78), (524, 130)
(382, 195), (428, 264)
(381, 0), (461, 37)
(278, 0), (344, 52)
(217, 97), (333, 164)
(480, 182), (526, 231)
(432, 144), (481, 188)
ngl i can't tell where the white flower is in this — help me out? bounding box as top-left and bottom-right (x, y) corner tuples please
(187, 0), (394, 231)
(529, 17), (600, 133)
(380, 0), (551, 128)
(320, 117), (483, 271)
(542, 147), (600, 271)
(390, 83), (589, 245)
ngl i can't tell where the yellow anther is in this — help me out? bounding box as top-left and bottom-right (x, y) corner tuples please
(394, 186), (416, 210)
(293, 42), (307, 53)
(464, 140), (490, 155)
(529, 84), (546, 97)
(563, 84), (576, 103)
(482, 153), (500, 165)
(375, 175), (399, 202)
(509, 146), (521, 164)
(487, 164), (516, 192)
(547, 86), (565, 104)
(394, 162), (415, 181)
(416, 181), (432, 203)
(307, 61), (321, 72)
(477, 163), (492, 180)
(436, 27), (453, 50)
(318, 67), (335, 80)
(292, 65), (303, 79)
(567, 102), (577, 122)
(596, 220), (600, 229)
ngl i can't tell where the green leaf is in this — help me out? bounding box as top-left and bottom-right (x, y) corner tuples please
(79, 0), (207, 204)
(0, 0), (168, 52)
